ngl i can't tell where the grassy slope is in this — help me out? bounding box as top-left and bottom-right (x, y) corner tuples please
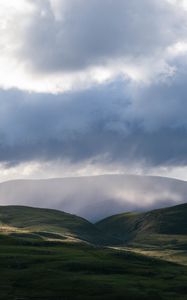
(0, 205), (187, 298)
(96, 203), (187, 265)
(0, 205), (112, 245)
(1, 203), (187, 247)
(96, 203), (187, 242)
(1, 234), (187, 300)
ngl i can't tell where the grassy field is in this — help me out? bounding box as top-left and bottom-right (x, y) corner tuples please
(0, 234), (187, 300)
(0, 204), (187, 299)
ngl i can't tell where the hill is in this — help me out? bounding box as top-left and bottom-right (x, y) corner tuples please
(0, 205), (187, 299)
(96, 203), (187, 248)
(0, 205), (111, 245)
(0, 175), (187, 221)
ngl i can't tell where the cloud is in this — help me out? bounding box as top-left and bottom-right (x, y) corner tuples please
(0, 0), (187, 181)
(0, 0), (186, 92)
(129, 56), (187, 131)
(0, 60), (187, 171)
(0, 81), (131, 164)
(21, 0), (180, 72)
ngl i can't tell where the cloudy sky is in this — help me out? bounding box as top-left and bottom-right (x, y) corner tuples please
(1, 0), (187, 182)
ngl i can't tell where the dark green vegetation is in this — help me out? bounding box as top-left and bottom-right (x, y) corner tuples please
(97, 203), (187, 267)
(1, 235), (187, 300)
(96, 203), (187, 246)
(0, 204), (187, 299)
(0, 205), (114, 245)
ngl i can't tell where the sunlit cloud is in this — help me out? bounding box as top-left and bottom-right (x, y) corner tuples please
(0, 0), (186, 92)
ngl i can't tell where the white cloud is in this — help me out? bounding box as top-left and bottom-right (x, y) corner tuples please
(1, 157), (187, 184)
(0, 0), (186, 92)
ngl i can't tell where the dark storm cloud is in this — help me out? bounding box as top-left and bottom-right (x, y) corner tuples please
(129, 59), (187, 132)
(1, 62), (187, 168)
(0, 81), (130, 164)
(20, 0), (184, 73)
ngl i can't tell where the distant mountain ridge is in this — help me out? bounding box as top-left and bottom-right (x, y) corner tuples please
(0, 174), (187, 220)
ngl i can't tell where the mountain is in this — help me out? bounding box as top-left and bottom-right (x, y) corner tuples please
(96, 203), (187, 247)
(0, 175), (187, 221)
(0, 205), (111, 244)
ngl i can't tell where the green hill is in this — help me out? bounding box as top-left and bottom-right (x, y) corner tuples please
(0, 205), (187, 299)
(0, 203), (187, 249)
(0, 205), (186, 299)
(0, 205), (111, 245)
(96, 203), (187, 248)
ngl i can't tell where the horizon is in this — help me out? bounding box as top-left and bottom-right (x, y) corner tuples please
(0, 172), (187, 183)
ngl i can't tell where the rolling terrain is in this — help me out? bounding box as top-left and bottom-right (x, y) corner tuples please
(97, 203), (187, 244)
(0, 203), (187, 248)
(0, 205), (113, 245)
(0, 204), (186, 299)
(1, 236), (187, 300)
(97, 203), (187, 265)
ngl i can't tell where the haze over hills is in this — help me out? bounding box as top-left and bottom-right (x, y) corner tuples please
(0, 174), (187, 221)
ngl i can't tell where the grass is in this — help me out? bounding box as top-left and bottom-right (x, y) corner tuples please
(0, 204), (187, 299)
(0, 205), (115, 245)
(96, 203), (187, 245)
(0, 234), (187, 300)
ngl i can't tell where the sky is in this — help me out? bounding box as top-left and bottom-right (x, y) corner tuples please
(1, 0), (187, 182)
